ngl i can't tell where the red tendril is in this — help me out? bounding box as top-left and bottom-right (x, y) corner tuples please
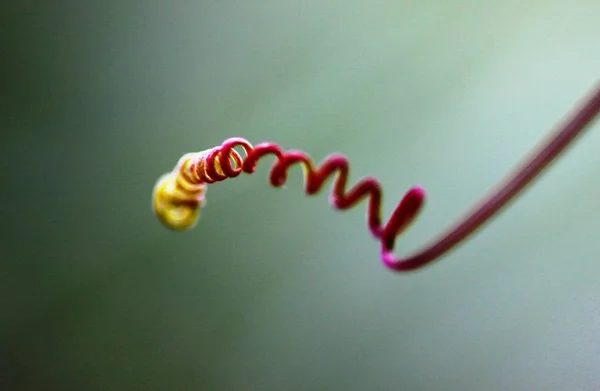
(153, 81), (600, 271)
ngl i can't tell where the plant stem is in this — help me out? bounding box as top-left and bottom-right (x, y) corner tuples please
(384, 81), (600, 271)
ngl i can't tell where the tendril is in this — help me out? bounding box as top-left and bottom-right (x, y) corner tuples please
(152, 82), (600, 272)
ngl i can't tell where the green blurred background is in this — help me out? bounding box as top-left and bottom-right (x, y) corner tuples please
(2, 1), (600, 390)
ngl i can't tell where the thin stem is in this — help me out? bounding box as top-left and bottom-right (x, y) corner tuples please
(384, 81), (600, 271)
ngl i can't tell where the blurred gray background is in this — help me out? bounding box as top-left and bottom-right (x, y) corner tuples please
(2, 1), (600, 390)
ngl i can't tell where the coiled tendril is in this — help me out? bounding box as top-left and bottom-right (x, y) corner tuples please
(153, 82), (600, 271)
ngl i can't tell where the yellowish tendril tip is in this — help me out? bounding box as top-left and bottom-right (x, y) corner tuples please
(152, 169), (205, 231)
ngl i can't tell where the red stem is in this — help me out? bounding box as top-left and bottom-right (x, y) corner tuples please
(382, 81), (600, 271)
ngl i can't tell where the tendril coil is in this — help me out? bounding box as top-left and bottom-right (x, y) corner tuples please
(153, 137), (425, 270)
(152, 82), (600, 272)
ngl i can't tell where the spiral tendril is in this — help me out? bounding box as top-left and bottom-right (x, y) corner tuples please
(152, 82), (600, 271)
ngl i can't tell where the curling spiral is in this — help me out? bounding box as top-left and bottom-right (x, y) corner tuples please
(152, 83), (600, 272)
(152, 137), (427, 271)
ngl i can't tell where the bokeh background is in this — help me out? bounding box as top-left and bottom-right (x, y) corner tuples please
(2, 1), (600, 390)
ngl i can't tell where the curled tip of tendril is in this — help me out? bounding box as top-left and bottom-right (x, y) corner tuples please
(151, 81), (600, 271)
(151, 135), (435, 269)
(152, 171), (205, 231)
